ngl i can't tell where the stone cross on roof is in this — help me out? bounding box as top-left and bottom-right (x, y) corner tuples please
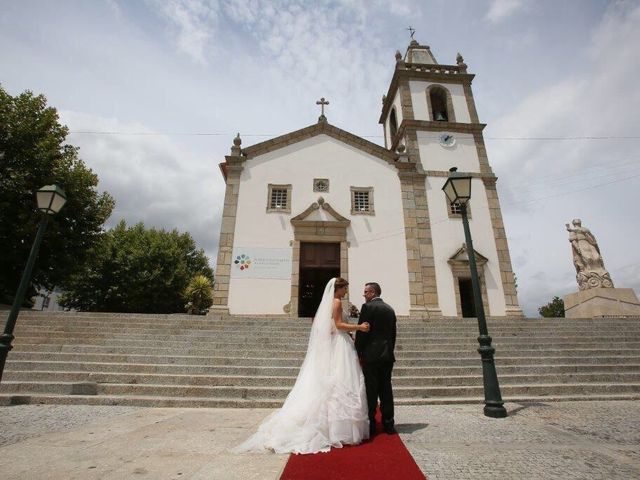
(316, 97), (329, 123)
(407, 26), (415, 39)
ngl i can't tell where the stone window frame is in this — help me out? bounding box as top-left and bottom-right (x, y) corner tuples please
(350, 186), (375, 215)
(447, 200), (472, 219)
(426, 84), (457, 123)
(266, 184), (292, 213)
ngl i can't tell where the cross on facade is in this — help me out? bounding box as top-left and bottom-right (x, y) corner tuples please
(407, 26), (415, 39)
(316, 97), (329, 122)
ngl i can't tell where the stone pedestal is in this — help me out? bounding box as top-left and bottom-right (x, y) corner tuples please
(505, 306), (526, 318)
(564, 287), (640, 318)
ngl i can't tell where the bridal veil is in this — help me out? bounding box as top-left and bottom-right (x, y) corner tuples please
(233, 278), (369, 454)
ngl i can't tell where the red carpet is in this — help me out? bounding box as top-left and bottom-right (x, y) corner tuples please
(279, 409), (426, 480)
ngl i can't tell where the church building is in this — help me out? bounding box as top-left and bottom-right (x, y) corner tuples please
(211, 39), (523, 318)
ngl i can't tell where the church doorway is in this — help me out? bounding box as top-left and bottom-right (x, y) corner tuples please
(458, 278), (476, 318)
(298, 242), (340, 317)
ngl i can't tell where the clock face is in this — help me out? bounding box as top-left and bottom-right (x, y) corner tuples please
(439, 133), (456, 147)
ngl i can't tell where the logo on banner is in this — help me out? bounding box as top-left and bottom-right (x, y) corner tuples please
(230, 247), (291, 279)
(234, 254), (252, 271)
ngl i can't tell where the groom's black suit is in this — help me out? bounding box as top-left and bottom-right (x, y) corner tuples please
(355, 297), (397, 433)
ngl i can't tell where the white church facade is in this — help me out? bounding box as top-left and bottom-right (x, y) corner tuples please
(212, 40), (523, 318)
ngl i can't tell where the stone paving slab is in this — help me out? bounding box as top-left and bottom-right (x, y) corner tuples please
(0, 401), (639, 479)
(401, 401), (640, 480)
(0, 406), (287, 480)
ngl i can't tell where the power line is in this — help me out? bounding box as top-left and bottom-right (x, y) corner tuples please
(68, 131), (383, 139)
(509, 172), (640, 206)
(67, 130), (640, 141)
(503, 166), (640, 197)
(487, 136), (640, 140)
(506, 159), (640, 188)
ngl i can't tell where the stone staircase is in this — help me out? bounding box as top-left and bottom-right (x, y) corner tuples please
(1, 312), (639, 407)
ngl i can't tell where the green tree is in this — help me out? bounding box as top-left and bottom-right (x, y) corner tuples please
(0, 86), (114, 305)
(59, 221), (213, 313)
(184, 274), (214, 315)
(538, 296), (565, 318)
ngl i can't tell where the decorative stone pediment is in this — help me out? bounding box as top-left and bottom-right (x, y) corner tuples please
(291, 197), (350, 228)
(240, 121), (398, 165)
(448, 243), (488, 273)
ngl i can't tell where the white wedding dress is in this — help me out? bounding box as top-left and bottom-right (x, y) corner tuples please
(233, 278), (369, 454)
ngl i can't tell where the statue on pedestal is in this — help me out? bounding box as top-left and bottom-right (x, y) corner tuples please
(566, 219), (613, 290)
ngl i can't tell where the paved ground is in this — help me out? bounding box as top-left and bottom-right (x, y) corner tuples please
(0, 401), (638, 479)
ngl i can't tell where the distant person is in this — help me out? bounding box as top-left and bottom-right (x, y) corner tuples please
(355, 282), (397, 437)
(233, 277), (370, 454)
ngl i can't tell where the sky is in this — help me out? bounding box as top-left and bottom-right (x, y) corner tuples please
(1, 0), (639, 316)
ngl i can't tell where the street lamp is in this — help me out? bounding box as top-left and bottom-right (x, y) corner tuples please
(442, 168), (507, 418)
(0, 185), (67, 384)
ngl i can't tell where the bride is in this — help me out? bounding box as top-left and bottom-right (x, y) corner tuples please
(233, 277), (371, 454)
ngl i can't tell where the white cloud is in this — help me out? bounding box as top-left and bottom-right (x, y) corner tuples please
(105, 0), (124, 20)
(3, 1), (637, 317)
(489, 1), (640, 313)
(60, 111), (225, 265)
(146, 0), (220, 64)
(485, 0), (524, 24)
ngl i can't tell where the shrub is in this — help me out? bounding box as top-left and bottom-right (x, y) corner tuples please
(184, 275), (213, 315)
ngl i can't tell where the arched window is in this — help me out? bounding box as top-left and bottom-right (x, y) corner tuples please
(429, 87), (449, 121)
(389, 108), (398, 142)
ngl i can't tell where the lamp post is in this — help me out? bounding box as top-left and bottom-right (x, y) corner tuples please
(0, 185), (67, 384)
(442, 168), (507, 418)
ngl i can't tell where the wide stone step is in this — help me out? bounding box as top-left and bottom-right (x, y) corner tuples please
(0, 393), (285, 408)
(15, 316), (640, 326)
(4, 361), (306, 376)
(3, 370), (639, 388)
(5, 312), (639, 408)
(6, 360), (637, 376)
(14, 332), (640, 347)
(11, 342), (638, 358)
(7, 352), (306, 367)
(8, 351), (640, 367)
(14, 317), (640, 331)
(16, 319), (640, 327)
(16, 311), (640, 320)
(11, 343), (640, 359)
(2, 381), (639, 399)
(12, 330), (640, 343)
(3, 392), (640, 409)
(15, 322), (640, 338)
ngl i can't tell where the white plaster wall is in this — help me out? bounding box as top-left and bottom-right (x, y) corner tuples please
(347, 219), (410, 315)
(417, 131), (480, 173)
(425, 176), (506, 316)
(409, 80), (471, 123)
(228, 134), (411, 315)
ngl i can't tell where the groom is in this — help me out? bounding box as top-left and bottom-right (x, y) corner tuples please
(355, 282), (397, 436)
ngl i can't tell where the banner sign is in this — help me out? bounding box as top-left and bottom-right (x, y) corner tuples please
(230, 247), (292, 279)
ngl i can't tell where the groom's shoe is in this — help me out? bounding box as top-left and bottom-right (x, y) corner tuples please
(369, 421), (377, 438)
(383, 421), (397, 435)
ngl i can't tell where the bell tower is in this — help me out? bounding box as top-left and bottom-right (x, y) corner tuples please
(380, 39), (523, 318)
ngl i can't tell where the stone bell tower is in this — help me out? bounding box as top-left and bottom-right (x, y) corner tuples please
(379, 39), (523, 317)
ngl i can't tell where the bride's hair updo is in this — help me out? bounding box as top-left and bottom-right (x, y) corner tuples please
(334, 277), (349, 291)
